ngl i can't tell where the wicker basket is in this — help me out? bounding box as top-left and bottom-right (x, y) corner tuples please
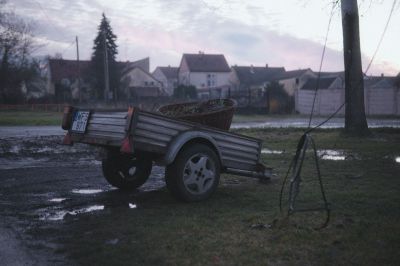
(158, 99), (236, 130)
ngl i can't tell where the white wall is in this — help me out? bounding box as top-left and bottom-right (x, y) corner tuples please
(296, 87), (400, 116)
(366, 88), (396, 115)
(397, 89), (400, 115)
(296, 90), (345, 115)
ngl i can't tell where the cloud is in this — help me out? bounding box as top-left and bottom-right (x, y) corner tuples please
(9, 0), (398, 75)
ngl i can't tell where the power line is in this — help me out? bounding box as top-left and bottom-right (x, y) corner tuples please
(364, 0), (397, 75)
(60, 40), (76, 56)
(32, 0), (74, 44)
(307, 1), (338, 128)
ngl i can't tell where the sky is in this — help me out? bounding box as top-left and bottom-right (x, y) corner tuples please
(7, 0), (400, 75)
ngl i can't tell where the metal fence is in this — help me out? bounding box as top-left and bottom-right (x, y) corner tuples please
(0, 104), (65, 112)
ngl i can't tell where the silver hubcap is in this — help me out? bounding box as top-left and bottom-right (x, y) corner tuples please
(183, 153), (216, 195)
(118, 162), (137, 180)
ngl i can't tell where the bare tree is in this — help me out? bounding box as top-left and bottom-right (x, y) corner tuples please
(341, 0), (370, 135)
(0, 0), (36, 103)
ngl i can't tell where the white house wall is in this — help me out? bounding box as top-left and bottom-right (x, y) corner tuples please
(228, 69), (240, 91)
(178, 58), (190, 86)
(124, 68), (160, 87)
(153, 69), (172, 95)
(279, 70), (315, 96)
(189, 72), (230, 89)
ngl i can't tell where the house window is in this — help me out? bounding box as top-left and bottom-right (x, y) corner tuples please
(150, 81), (154, 86)
(144, 81), (148, 86)
(207, 73), (216, 87)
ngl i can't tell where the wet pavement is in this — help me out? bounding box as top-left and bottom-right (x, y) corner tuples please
(0, 126), (65, 138)
(231, 117), (400, 129)
(0, 134), (166, 265)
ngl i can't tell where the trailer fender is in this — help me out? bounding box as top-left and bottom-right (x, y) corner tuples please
(163, 131), (222, 166)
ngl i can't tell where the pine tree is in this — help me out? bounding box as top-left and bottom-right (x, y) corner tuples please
(91, 13), (119, 100)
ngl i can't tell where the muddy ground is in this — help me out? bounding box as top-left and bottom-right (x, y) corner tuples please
(0, 135), (166, 265)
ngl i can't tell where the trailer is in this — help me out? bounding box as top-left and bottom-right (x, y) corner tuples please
(62, 106), (272, 202)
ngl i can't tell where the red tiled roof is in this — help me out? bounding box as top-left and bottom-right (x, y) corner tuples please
(48, 59), (142, 83)
(48, 59), (91, 83)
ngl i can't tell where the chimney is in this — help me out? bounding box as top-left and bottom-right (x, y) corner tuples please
(381, 73), (384, 77)
(250, 64), (254, 74)
(265, 64), (268, 68)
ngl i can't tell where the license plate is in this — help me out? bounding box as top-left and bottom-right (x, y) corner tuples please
(71, 111), (90, 133)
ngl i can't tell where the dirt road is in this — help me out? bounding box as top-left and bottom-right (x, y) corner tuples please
(0, 136), (165, 265)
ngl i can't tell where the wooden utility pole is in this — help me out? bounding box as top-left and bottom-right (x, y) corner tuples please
(103, 30), (110, 102)
(76, 36), (81, 103)
(341, 0), (370, 135)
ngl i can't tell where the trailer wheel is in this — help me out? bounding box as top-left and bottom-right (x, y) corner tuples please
(166, 144), (220, 202)
(102, 151), (152, 190)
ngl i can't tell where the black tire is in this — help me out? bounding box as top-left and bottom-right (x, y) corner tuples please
(165, 144), (220, 202)
(102, 150), (152, 190)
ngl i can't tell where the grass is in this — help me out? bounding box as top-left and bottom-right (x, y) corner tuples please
(0, 111), (62, 126)
(33, 128), (400, 265)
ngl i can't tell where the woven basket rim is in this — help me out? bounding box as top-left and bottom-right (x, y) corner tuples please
(158, 98), (236, 118)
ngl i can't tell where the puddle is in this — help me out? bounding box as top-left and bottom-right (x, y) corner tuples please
(396, 157), (400, 163)
(77, 158), (102, 166)
(129, 203), (137, 209)
(71, 189), (104, 194)
(10, 146), (21, 154)
(317, 150), (346, 161)
(49, 198), (67, 203)
(230, 118), (400, 129)
(0, 157), (50, 169)
(39, 205), (105, 221)
(261, 148), (284, 154)
(139, 166), (166, 192)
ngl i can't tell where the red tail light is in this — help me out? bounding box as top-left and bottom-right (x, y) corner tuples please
(120, 136), (133, 154)
(62, 105), (74, 130)
(62, 132), (73, 145)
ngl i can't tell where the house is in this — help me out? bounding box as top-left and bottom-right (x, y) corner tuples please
(274, 68), (315, 96)
(178, 53), (231, 98)
(228, 65), (285, 108)
(120, 66), (163, 98)
(121, 57), (150, 73)
(47, 57), (151, 101)
(47, 59), (92, 101)
(229, 65), (285, 91)
(152, 66), (179, 96)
